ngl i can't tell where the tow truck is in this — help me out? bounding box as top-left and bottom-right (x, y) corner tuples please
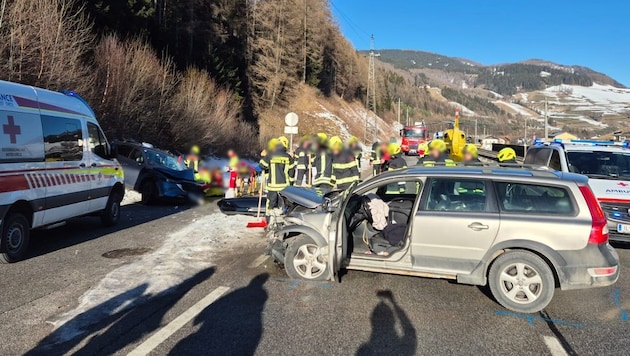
(399, 122), (428, 156)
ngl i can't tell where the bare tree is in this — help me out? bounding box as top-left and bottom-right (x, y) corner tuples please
(0, 0), (93, 94)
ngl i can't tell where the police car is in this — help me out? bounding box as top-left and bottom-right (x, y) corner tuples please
(525, 139), (630, 241)
(0, 80), (124, 263)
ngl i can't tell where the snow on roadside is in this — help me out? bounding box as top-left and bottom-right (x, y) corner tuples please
(47, 212), (262, 344)
(121, 189), (142, 206)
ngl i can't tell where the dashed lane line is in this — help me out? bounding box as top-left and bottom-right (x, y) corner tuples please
(127, 286), (230, 356)
(248, 254), (269, 268)
(543, 336), (569, 356)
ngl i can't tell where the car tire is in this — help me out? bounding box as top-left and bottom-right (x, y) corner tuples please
(101, 192), (122, 227)
(284, 234), (328, 281)
(0, 213), (31, 263)
(488, 250), (555, 313)
(141, 181), (157, 205)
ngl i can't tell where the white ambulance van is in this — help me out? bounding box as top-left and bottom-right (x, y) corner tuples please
(0, 80), (124, 263)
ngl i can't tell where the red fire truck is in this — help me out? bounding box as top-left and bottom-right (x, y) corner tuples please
(400, 122), (428, 156)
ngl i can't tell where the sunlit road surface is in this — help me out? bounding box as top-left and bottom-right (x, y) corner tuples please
(2, 170), (629, 355)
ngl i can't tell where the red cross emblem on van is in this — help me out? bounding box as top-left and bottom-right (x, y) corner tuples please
(618, 182), (629, 187)
(2, 115), (21, 144)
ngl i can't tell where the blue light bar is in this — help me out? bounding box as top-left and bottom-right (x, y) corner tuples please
(612, 212), (623, 219)
(569, 139), (616, 146)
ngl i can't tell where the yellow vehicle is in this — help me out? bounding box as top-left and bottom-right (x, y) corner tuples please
(443, 108), (467, 162)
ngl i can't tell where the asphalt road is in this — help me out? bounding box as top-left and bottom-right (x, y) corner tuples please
(2, 162), (630, 355)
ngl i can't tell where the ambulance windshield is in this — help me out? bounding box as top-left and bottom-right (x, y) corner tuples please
(566, 151), (630, 179)
(145, 149), (187, 171)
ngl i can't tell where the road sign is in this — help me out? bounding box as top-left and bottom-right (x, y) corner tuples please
(285, 112), (299, 127)
(284, 126), (298, 135)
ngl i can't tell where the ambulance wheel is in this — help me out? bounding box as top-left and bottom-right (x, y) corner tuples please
(0, 213), (30, 263)
(101, 192), (122, 227)
(141, 181), (157, 205)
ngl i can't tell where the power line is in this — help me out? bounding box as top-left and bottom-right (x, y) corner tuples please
(329, 0), (370, 40)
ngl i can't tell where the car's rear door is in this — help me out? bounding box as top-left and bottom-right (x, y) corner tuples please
(411, 177), (500, 273)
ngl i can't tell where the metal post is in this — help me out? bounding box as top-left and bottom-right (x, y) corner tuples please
(397, 98), (401, 124)
(544, 97), (549, 140)
(289, 133), (293, 154)
(475, 118), (478, 144)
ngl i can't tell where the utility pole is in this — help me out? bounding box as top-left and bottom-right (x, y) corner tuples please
(406, 107), (409, 126)
(302, 0), (307, 84)
(544, 97), (549, 140)
(397, 98), (401, 125)
(365, 35), (378, 143)
(475, 118), (478, 144)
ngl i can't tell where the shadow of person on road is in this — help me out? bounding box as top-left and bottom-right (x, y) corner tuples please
(169, 273), (270, 356)
(356, 290), (417, 356)
(27, 267), (215, 355)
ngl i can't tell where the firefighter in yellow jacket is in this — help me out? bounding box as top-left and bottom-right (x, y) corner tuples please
(259, 137), (295, 213)
(330, 136), (360, 191)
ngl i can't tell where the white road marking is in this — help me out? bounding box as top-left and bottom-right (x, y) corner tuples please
(127, 286), (230, 356)
(249, 254), (269, 268)
(543, 336), (568, 356)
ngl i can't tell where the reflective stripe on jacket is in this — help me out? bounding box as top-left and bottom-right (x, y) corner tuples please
(259, 149), (295, 191)
(332, 149), (360, 186)
(313, 150), (333, 186)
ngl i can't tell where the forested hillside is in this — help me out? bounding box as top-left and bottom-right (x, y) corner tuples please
(0, 0), (369, 153)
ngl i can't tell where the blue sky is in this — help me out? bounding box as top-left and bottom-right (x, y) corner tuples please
(330, 0), (630, 86)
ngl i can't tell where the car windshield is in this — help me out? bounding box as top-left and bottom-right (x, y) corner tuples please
(402, 129), (425, 138)
(567, 150), (630, 179)
(144, 149), (187, 171)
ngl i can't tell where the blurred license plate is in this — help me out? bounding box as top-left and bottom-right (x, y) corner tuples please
(617, 224), (630, 233)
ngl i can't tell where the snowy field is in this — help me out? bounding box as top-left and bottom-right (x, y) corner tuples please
(544, 84), (630, 115)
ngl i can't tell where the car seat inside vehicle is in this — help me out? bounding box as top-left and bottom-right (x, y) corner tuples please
(344, 189), (417, 258)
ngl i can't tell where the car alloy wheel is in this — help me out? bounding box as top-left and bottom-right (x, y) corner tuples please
(498, 262), (543, 304)
(292, 243), (326, 280)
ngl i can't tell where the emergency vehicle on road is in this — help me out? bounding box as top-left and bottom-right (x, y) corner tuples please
(399, 122), (428, 156)
(0, 80), (124, 263)
(525, 140), (630, 242)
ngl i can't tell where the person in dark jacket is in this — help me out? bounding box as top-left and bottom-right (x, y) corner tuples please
(294, 135), (313, 186)
(386, 143), (407, 171)
(462, 144), (482, 165)
(330, 136), (359, 191)
(370, 141), (382, 176)
(347, 136), (362, 171)
(259, 138), (295, 213)
(417, 139), (455, 167)
(313, 132), (334, 194)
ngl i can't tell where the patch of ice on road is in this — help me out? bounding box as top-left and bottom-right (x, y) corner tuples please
(47, 212), (261, 344)
(121, 189), (142, 206)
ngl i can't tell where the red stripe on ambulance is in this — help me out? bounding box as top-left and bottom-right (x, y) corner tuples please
(0, 174), (30, 193)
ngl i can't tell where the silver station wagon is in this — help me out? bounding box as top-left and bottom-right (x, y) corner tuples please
(267, 166), (620, 313)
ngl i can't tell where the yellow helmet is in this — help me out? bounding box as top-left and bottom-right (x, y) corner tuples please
(462, 144), (478, 157)
(497, 147), (517, 162)
(278, 136), (289, 149)
(316, 132), (328, 144)
(190, 145), (200, 155)
(267, 138), (279, 151)
(387, 142), (402, 156)
(329, 136), (343, 150)
(429, 139), (447, 152)
(347, 136), (359, 145)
